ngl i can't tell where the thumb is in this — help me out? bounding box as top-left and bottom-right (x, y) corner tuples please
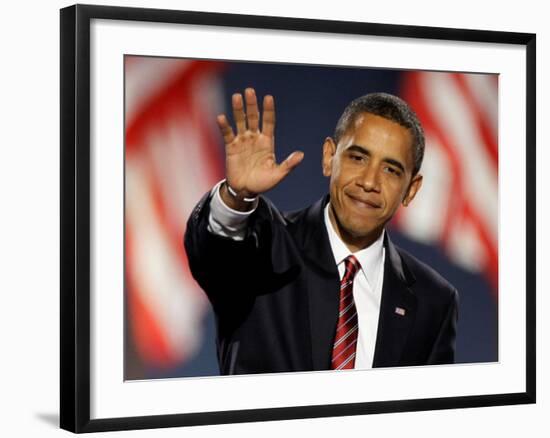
(278, 151), (304, 175)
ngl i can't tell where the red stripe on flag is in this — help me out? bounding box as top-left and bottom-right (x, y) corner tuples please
(126, 224), (176, 367)
(401, 72), (464, 246)
(139, 147), (198, 296)
(401, 71), (498, 293)
(451, 73), (498, 170)
(126, 60), (224, 152)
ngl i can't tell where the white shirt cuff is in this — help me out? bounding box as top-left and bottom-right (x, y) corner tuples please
(207, 179), (258, 241)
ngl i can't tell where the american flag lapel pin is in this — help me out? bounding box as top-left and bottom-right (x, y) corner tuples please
(395, 307), (406, 316)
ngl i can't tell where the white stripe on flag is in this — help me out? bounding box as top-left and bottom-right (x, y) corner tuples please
(126, 154), (207, 360)
(125, 58), (193, 128)
(419, 73), (497, 242)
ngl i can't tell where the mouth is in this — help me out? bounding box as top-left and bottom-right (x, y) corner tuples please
(346, 193), (382, 209)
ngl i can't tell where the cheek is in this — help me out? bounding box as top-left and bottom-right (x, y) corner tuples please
(329, 166), (345, 190)
(386, 183), (409, 207)
(332, 162), (358, 187)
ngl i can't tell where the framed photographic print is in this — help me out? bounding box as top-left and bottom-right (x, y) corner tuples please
(60, 3), (536, 433)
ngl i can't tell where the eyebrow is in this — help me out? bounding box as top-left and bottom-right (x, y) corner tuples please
(347, 144), (406, 173)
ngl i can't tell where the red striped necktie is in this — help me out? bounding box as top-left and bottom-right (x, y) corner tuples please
(331, 255), (361, 370)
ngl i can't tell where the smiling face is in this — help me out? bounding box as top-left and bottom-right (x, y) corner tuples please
(322, 112), (423, 252)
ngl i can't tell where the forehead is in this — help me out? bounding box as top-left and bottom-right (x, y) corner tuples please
(341, 112), (414, 165)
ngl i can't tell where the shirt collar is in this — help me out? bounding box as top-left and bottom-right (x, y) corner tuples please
(324, 203), (385, 288)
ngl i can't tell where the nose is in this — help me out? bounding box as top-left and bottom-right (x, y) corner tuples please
(357, 162), (381, 192)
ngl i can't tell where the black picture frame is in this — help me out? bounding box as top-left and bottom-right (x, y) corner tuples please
(60, 3), (536, 433)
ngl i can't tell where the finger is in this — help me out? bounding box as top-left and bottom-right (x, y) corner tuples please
(262, 94), (275, 138)
(276, 151), (304, 178)
(216, 114), (235, 145)
(245, 88), (260, 132)
(232, 93), (247, 135)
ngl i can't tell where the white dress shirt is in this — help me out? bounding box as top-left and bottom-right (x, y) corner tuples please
(323, 205), (385, 369)
(207, 180), (385, 369)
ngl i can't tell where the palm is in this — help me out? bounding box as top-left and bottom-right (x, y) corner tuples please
(217, 88), (303, 197)
(226, 131), (280, 194)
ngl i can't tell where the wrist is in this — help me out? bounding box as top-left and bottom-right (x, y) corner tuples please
(220, 181), (257, 212)
(225, 182), (258, 203)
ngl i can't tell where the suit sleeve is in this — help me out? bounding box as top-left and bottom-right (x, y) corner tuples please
(427, 287), (459, 365)
(183, 190), (271, 311)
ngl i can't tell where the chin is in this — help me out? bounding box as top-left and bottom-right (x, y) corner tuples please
(332, 207), (381, 240)
(343, 221), (379, 240)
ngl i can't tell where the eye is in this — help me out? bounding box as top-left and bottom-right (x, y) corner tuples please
(349, 153), (364, 162)
(384, 166), (401, 176)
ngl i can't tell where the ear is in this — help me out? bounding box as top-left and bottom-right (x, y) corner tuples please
(322, 137), (337, 177)
(402, 173), (423, 206)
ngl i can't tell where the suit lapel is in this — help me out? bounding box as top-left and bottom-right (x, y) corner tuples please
(372, 234), (417, 367)
(296, 196), (342, 371)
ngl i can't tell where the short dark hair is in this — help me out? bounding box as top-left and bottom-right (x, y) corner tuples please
(333, 92), (425, 175)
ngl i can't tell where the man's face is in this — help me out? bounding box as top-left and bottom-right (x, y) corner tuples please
(322, 112), (422, 250)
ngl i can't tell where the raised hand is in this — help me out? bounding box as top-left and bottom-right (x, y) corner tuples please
(216, 88), (304, 210)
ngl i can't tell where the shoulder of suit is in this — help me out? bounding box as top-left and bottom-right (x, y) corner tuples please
(253, 195), (313, 226)
(394, 244), (458, 298)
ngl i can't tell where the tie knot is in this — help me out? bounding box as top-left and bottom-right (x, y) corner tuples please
(343, 255), (361, 281)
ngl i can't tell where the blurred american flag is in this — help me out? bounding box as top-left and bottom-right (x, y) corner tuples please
(125, 57), (225, 371)
(124, 58), (498, 373)
(396, 71), (498, 292)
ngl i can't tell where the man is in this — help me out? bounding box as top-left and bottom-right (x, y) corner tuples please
(184, 87), (458, 375)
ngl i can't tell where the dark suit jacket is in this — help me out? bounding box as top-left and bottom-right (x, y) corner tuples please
(184, 191), (459, 375)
